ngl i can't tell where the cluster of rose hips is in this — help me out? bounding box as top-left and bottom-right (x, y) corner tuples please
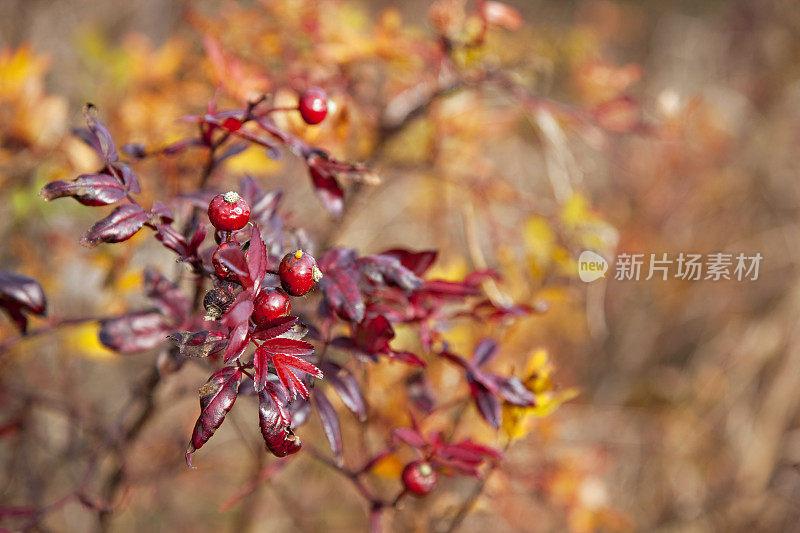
(204, 190), (322, 323)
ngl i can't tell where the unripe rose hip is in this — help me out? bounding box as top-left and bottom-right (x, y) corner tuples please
(279, 250), (322, 296)
(402, 461), (438, 496)
(208, 191), (250, 231)
(298, 87), (328, 125)
(252, 289), (292, 326)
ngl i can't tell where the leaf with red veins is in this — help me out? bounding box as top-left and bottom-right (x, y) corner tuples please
(221, 322), (250, 363)
(472, 338), (498, 367)
(319, 362), (366, 421)
(266, 350), (323, 400)
(259, 388), (302, 457)
(379, 249), (438, 277)
(186, 366), (241, 467)
(246, 226), (268, 292)
(40, 174), (126, 206)
(313, 388), (343, 462)
(144, 268), (190, 321)
(392, 427), (428, 449)
(319, 267), (365, 322)
(80, 204), (149, 247)
(467, 376), (502, 429)
(168, 330), (227, 358)
(99, 312), (171, 354)
(259, 338), (314, 356)
(251, 315), (299, 340)
(358, 255), (424, 291)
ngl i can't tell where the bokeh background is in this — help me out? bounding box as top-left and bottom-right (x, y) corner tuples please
(2, 0), (800, 531)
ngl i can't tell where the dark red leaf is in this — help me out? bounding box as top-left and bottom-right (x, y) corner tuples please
(40, 174), (126, 206)
(309, 165), (344, 217)
(392, 427), (427, 448)
(259, 388), (302, 457)
(186, 366), (241, 467)
(313, 388), (343, 462)
(251, 315), (299, 340)
(358, 255), (424, 291)
(155, 224), (189, 257)
(320, 362), (366, 421)
(259, 337), (314, 356)
(493, 375), (536, 406)
(267, 350), (322, 400)
(144, 268), (190, 320)
(99, 312), (170, 354)
(150, 202), (174, 223)
(253, 344), (270, 392)
(221, 322), (250, 363)
(121, 142), (146, 158)
(167, 330), (227, 358)
(80, 204), (148, 247)
(247, 226), (267, 292)
(214, 244), (250, 285)
(387, 350), (426, 367)
(319, 266), (365, 322)
(379, 248), (438, 277)
(354, 315), (394, 354)
(472, 338), (498, 367)
(220, 292), (254, 329)
(0, 271), (46, 316)
(405, 371), (435, 414)
(114, 163), (141, 194)
(82, 104), (118, 162)
(468, 377), (501, 429)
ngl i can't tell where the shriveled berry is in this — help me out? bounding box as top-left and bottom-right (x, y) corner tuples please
(298, 87), (328, 125)
(402, 461), (438, 496)
(279, 250), (322, 296)
(208, 191), (250, 231)
(212, 241), (242, 280)
(203, 287), (235, 320)
(252, 289), (292, 326)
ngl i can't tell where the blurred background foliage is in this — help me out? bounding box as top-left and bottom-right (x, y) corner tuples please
(2, 0), (800, 531)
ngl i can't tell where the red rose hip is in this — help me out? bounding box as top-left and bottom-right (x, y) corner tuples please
(402, 461), (438, 496)
(298, 87), (328, 125)
(252, 289), (292, 326)
(279, 250), (322, 296)
(208, 191), (250, 231)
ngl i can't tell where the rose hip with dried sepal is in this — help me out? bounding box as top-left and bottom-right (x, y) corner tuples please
(208, 191), (250, 232)
(402, 461), (438, 496)
(252, 288), (292, 327)
(298, 87), (328, 125)
(279, 250), (322, 296)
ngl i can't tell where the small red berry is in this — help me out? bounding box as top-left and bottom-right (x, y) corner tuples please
(252, 289), (292, 326)
(279, 250), (322, 296)
(402, 461), (438, 496)
(222, 117), (242, 132)
(208, 191), (250, 231)
(212, 241), (241, 280)
(298, 87), (328, 125)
